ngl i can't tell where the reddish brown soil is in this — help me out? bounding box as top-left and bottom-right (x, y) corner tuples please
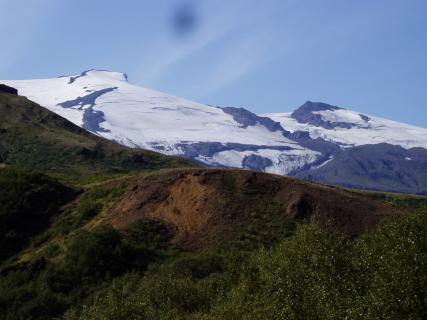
(107, 168), (398, 250)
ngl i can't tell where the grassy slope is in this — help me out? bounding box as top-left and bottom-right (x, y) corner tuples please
(106, 168), (397, 250)
(0, 167), (75, 262)
(352, 189), (427, 209)
(0, 91), (425, 319)
(0, 92), (194, 184)
(4, 167), (419, 268)
(1, 168), (424, 319)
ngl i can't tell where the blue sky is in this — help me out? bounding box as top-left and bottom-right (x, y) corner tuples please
(1, 0), (426, 127)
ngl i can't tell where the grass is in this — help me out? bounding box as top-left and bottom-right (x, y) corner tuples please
(5, 178), (131, 267)
(1, 166), (425, 320)
(0, 92), (195, 185)
(353, 189), (427, 209)
(0, 92), (425, 319)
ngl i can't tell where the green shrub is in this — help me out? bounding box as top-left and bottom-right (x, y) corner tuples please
(206, 220), (352, 320)
(1, 207), (426, 320)
(40, 243), (61, 258)
(75, 199), (102, 223)
(0, 167), (72, 261)
(62, 273), (148, 320)
(350, 209), (427, 319)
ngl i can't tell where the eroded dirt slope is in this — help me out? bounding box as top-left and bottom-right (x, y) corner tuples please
(107, 168), (397, 250)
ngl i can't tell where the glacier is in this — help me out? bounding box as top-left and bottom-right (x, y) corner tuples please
(3, 70), (427, 194)
(2, 70), (321, 174)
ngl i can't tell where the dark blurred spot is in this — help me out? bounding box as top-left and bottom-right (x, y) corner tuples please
(172, 1), (198, 38)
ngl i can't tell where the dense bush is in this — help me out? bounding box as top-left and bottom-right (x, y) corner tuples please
(0, 167), (72, 261)
(62, 209), (427, 320)
(75, 199), (102, 223)
(62, 273), (147, 320)
(63, 250), (243, 320)
(1, 204), (425, 320)
(0, 222), (172, 320)
(350, 209), (427, 319)
(207, 210), (427, 320)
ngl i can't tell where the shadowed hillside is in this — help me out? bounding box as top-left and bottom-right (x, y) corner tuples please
(296, 143), (427, 195)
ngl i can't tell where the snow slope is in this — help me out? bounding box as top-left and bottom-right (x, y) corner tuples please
(264, 106), (427, 149)
(2, 70), (319, 175)
(4, 71), (427, 181)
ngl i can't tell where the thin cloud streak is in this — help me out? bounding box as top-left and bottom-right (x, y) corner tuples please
(134, 0), (286, 98)
(197, 22), (286, 99)
(134, 1), (250, 87)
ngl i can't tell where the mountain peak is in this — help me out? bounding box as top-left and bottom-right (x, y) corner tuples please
(291, 102), (360, 129)
(65, 69), (128, 84)
(296, 101), (342, 113)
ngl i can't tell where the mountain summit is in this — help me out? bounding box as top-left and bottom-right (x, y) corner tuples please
(3, 70), (321, 176)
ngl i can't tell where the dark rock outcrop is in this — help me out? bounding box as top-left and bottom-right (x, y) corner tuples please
(291, 101), (369, 129)
(174, 142), (293, 160)
(0, 84), (18, 95)
(222, 106), (288, 133)
(295, 143), (427, 195)
(57, 87), (117, 133)
(242, 155), (273, 170)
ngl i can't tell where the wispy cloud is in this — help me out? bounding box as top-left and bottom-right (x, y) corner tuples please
(196, 26), (280, 97)
(134, 0), (286, 97)
(134, 1), (243, 85)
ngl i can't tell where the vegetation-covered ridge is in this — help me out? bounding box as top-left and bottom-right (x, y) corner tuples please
(0, 90), (425, 319)
(106, 168), (397, 250)
(63, 209), (427, 320)
(0, 91), (194, 183)
(0, 165), (425, 319)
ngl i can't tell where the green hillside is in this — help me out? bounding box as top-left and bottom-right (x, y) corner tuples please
(0, 89), (425, 320)
(0, 91), (194, 183)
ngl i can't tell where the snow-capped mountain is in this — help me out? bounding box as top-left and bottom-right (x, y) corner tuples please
(2, 70), (320, 175)
(264, 101), (427, 149)
(3, 70), (427, 194)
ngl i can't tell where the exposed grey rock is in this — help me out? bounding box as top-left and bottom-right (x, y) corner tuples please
(82, 108), (110, 133)
(291, 101), (370, 129)
(242, 155), (273, 170)
(68, 70), (90, 84)
(359, 114), (371, 121)
(58, 87), (117, 109)
(57, 87), (117, 133)
(67, 69), (128, 84)
(295, 143), (427, 195)
(288, 130), (311, 140)
(149, 142), (296, 170)
(222, 106), (289, 133)
(175, 142), (293, 159)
